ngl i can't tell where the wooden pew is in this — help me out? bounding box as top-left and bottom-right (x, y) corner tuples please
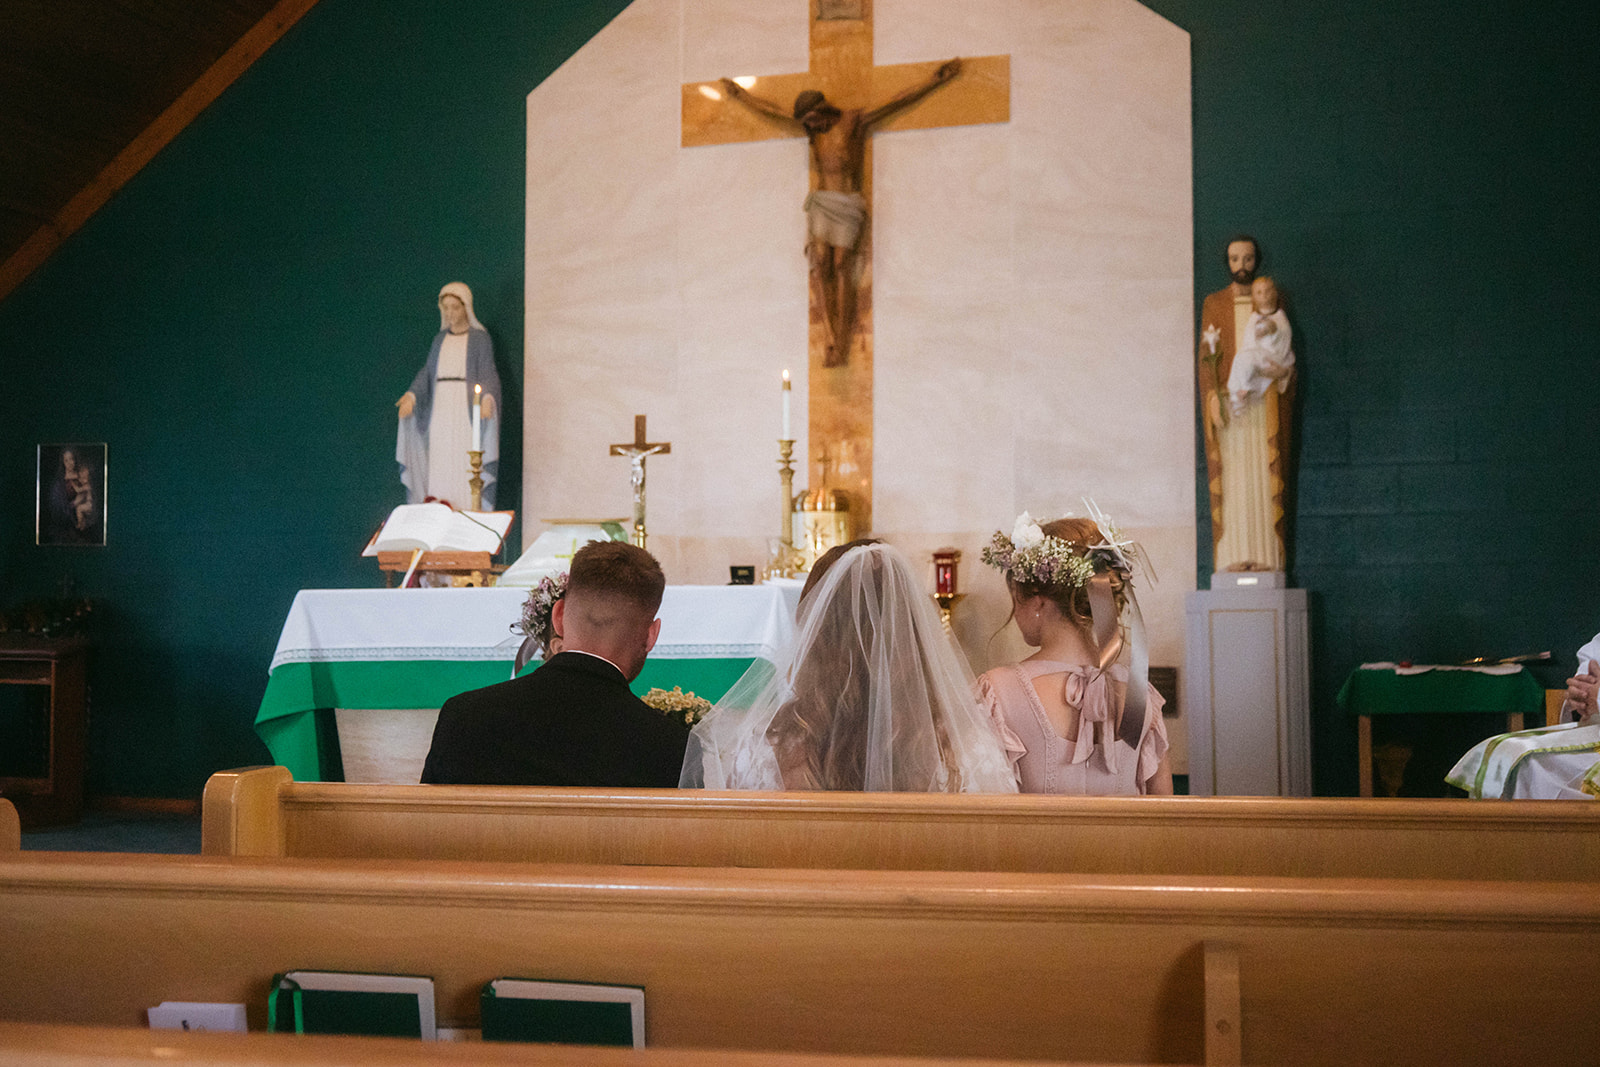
(2, 850), (1595, 1066)
(203, 766), (1600, 880)
(0, 797), (17, 851)
(0, 1023), (1135, 1067)
(1545, 687), (1566, 726)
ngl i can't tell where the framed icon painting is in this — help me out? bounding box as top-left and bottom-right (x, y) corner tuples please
(36, 443), (107, 547)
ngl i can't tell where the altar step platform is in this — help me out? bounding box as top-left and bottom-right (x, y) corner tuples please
(256, 583), (804, 783)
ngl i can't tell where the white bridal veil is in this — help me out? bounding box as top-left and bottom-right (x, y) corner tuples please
(681, 543), (1018, 792)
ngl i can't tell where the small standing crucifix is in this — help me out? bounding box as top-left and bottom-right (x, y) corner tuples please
(609, 414), (671, 549)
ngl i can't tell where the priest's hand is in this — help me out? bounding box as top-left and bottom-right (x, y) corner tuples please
(480, 394), (496, 420)
(1565, 663), (1598, 721)
(396, 392), (416, 418)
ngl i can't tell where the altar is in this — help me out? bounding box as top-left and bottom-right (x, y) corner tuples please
(255, 583), (802, 782)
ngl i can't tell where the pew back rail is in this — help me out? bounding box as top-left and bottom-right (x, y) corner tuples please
(202, 766), (1600, 881)
(0, 1023), (1163, 1067)
(2, 852), (1595, 1067)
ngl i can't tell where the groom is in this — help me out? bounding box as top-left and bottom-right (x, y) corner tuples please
(420, 540), (690, 786)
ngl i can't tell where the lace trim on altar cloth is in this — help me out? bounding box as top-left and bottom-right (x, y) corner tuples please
(270, 641), (776, 673)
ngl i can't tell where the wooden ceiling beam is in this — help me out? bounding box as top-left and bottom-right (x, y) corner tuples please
(0, 0), (322, 303)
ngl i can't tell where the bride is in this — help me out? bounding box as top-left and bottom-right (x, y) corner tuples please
(680, 540), (1018, 792)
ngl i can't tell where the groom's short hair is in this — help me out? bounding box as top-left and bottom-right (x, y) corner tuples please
(567, 541), (665, 621)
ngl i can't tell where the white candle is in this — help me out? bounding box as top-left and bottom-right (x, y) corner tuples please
(472, 384), (483, 451)
(781, 369), (792, 439)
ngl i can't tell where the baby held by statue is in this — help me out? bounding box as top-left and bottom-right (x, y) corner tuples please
(1226, 276), (1294, 416)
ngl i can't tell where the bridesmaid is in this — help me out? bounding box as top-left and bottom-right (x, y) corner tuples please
(976, 513), (1173, 795)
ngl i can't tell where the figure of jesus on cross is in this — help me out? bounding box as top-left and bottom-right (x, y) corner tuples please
(610, 414), (670, 550)
(718, 59), (962, 367)
(682, 5), (1009, 535)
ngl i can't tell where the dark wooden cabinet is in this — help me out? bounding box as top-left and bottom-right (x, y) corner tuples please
(0, 635), (87, 828)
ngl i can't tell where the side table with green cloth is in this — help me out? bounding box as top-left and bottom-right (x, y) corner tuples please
(1336, 664), (1544, 797)
(256, 584), (803, 782)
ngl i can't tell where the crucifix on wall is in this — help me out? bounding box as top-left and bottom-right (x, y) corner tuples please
(682, 0), (1009, 535)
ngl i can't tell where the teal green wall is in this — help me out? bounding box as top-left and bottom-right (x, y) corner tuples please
(1146, 0), (1598, 791)
(0, 0), (631, 797)
(1, 0), (1593, 797)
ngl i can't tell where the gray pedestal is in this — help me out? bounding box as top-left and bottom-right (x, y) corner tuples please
(1184, 586), (1311, 795)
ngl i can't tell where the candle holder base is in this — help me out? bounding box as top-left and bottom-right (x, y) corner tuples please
(467, 450), (485, 512)
(775, 438), (798, 577)
(932, 593), (966, 634)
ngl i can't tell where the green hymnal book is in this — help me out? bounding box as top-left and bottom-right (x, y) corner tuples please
(268, 971), (436, 1039)
(481, 979), (644, 1047)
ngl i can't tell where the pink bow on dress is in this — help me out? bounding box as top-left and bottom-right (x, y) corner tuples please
(1062, 664), (1129, 771)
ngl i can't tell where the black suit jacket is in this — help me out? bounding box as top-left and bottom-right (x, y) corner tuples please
(419, 651), (690, 787)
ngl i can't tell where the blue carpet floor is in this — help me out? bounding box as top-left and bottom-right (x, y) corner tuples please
(21, 810), (201, 854)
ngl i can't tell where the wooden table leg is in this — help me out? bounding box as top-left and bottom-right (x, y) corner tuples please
(1507, 712), (1524, 733)
(1358, 714), (1373, 798)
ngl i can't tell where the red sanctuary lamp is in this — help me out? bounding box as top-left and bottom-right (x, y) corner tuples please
(931, 548), (964, 631)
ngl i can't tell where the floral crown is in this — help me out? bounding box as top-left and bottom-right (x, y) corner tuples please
(981, 503), (1140, 591)
(513, 572), (568, 652)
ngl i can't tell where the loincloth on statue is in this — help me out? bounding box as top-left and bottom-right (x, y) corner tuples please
(803, 190), (867, 249)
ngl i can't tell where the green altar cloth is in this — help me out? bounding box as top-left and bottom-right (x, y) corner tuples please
(1336, 666), (1543, 718)
(256, 657), (755, 783)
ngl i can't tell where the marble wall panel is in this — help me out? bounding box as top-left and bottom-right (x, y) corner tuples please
(525, 0), (1194, 729)
(1005, 277), (1193, 536)
(873, 284), (1014, 534)
(874, 0), (1017, 67)
(676, 137), (810, 310)
(873, 123), (1013, 299)
(524, 300), (679, 524)
(1010, 2), (1191, 291)
(675, 298), (808, 536)
(682, 0), (811, 83)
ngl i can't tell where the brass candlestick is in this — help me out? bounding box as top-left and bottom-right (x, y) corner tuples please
(467, 450), (484, 512)
(778, 438), (796, 551)
(766, 439), (803, 579)
(932, 593), (966, 634)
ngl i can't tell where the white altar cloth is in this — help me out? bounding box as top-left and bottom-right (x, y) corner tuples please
(269, 583), (803, 671)
(257, 583), (804, 783)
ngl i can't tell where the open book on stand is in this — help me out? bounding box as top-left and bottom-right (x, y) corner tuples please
(363, 503), (514, 585)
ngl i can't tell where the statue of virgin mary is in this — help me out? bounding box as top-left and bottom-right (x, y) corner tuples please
(395, 282), (503, 510)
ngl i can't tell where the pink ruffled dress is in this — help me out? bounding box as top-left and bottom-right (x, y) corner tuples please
(976, 659), (1168, 795)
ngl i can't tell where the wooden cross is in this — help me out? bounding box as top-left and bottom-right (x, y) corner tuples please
(682, 0), (1009, 536)
(609, 414), (671, 549)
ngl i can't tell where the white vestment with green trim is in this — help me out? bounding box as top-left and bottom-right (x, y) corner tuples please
(1448, 721), (1600, 799)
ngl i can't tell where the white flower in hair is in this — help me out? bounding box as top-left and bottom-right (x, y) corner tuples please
(1011, 512), (1044, 550)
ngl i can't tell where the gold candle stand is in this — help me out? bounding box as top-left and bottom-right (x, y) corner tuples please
(932, 593), (966, 634)
(778, 439), (796, 552)
(768, 439), (803, 578)
(468, 450), (484, 512)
